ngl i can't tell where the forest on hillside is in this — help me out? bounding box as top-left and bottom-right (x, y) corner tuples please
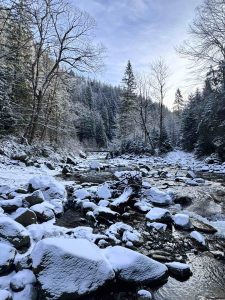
(0, 0), (225, 160)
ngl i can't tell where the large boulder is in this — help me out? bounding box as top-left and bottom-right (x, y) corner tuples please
(31, 238), (115, 299)
(0, 243), (16, 274)
(103, 246), (168, 284)
(28, 177), (66, 201)
(0, 217), (30, 249)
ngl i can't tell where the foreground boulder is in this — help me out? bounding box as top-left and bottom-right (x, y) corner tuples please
(0, 217), (30, 249)
(31, 238), (115, 299)
(103, 246), (168, 284)
(0, 243), (16, 274)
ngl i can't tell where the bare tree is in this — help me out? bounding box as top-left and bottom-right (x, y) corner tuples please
(150, 58), (169, 149)
(17, 0), (104, 143)
(178, 0), (225, 85)
(135, 73), (154, 150)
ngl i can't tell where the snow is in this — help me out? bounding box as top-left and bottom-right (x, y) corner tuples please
(0, 217), (30, 249)
(146, 207), (170, 222)
(30, 203), (55, 221)
(27, 223), (67, 242)
(10, 269), (36, 291)
(74, 188), (90, 200)
(146, 222), (167, 231)
(0, 271), (16, 290)
(134, 200), (152, 212)
(144, 187), (173, 206)
(111, 187), (132, 207)
(98, 200), (109, 207)
(31, 238), (115, 299)
(89, 161), (101, 170)
(0, 243), (16, 274)
(190, 230), (206, 246)
(28, 176), (66, 201)
(137, 289), (152, 299)
(165, 261), (191, 278)
(72, 226), (106, 243)
(0, 290), (12, 300)
(103, 246), (168, 283)
(173, 213), (191, 229)
(97, 183), (111, 199)
(93, 206), (118, 218)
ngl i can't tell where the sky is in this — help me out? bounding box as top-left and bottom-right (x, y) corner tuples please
(74, 0), (203, 108)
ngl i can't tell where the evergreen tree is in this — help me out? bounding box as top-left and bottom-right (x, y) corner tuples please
(119, 60), (136, 139)
(173, 89), (184, 117)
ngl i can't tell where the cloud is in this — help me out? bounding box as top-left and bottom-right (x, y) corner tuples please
(73, 0), (203, 108)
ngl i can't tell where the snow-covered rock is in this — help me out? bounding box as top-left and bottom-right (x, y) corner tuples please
(98, 200), (109, 207)
(104, 246), (168, 284)
(28, 176), (66, 201)
(137, 289), (152, 299)
(190, 230), (206, 246)
(0, 290), (12, 300)
(74, 188), (90, 200)
(0, 217), (30, 249)
(13, 208), (37, 227)
(93, 207), (119, 221)
(134, 200), (152, 212)
(146, 222), (167, 232)
(146, 208), (171, 223)
(71, 226), (106, 243)
(0, 198), (23, 212)
(97, 183), (111, 199)
(165, 262), (191, 278)
(31, 238), (115, 299)
(111, 187), (132, 208)
(27, 223), (67, 242)
(23, 190), (45, 207)
(10, 270), (36, 292)
(144, 187), (173, 206)
(0, 243), (16, 274)
(89, 161), (101, 170)
(173, 213), (191, 230)
(30, 203), (55, 221)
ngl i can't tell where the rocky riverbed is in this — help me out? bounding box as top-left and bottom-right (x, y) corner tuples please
(0, 144), (225, 300)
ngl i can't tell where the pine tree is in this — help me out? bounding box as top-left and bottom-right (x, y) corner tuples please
(119, 60), (136, 139)
(173, 89), (184, 117)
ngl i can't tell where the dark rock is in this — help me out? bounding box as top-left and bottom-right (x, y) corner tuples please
(66, 156), (77, 165)
(191, 219), (217, 234)
(24, 190), (45, 207)
(165, 262), (191, 279)
(45, 162), (55, 170)
(186, 171), (196, 179)
(14, 208), (37, 227)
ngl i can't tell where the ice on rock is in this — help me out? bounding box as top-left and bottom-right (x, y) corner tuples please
(97, 183), (112, 199)
(144, 187), (173, 206)
(146, 208), (171, 223)
(190, 230), (206, 246)
(173, 213), (191, 230)
(31, 238), (115, 299)
(28, 176), (66, 201)
(0, 217), (30, 249)
(103, 246), (168, 284)
(0, 243), (16, 274)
